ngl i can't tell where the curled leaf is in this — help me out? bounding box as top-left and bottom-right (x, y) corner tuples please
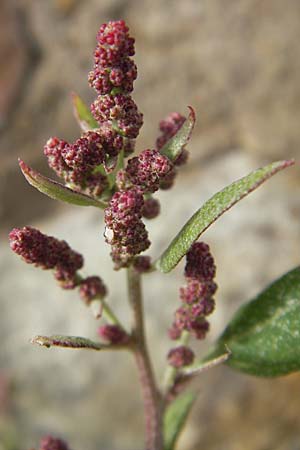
(31, 335), (107, 351)
(159, 107), (195, 162)
(19, 159), (106, 208)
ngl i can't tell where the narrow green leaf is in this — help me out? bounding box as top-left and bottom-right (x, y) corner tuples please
(160, 107), (195, 162)
(156, 160), (294, 273)
(205, 266), (300, 377)
(31, 335), (107, 351)
(19, 159), (106, 208)
(71, 92), (99, 131)
(164, 392), (196, 450)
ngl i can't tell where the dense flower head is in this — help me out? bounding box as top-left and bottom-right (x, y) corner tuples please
(89, 59), (137, 94)
(104, 189), (150, 268)
(169, 241), (217, 341)
(39, 436), (69, 450)
(91, 94), (143, 139)
(61, 131), (105, 170)
(9, 227), (83, 286)
(142, 197), (160, 219)
(126, 149), (173, 193)
(96, 20), (135, 60)
(167, 345), (195, 368)
(44, 137), (69, 178)
(185, 242), (216, 281)
(98, 324), (129, 344)
(79, 276), (107, 304)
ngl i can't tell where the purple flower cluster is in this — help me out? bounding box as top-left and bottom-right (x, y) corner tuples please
(126, 149), (173, 193)
(44, 132), (109, 198)
(104, 189), (150, 269)
(79, 276), (107, 304)
(169, 242), (217, 341)
(89, 20), (143, 144)
(167, 345), (195, 368)
(9, 227), (83, 288)
(98, 324), (129, 344)
(156, 112), (188, 190)
(9, 227), (108, 300)
(39, 436), (69, 450)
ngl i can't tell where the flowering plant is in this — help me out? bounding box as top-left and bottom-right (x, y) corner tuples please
(9, 20), (300, 450)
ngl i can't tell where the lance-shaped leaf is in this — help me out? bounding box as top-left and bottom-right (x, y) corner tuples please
(156, 160), (294, 273)
(72, 92), (99, 132)
(160, 107), (195, 162)
(31, 335), (108, 351)
(19, 159), (106, 208)
(204, 266), (300, 377)
(163, 392), (196, 450)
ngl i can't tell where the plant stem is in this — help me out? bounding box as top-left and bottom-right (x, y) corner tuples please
(163, 330), (190, 393)
(127, 267), (164, 450)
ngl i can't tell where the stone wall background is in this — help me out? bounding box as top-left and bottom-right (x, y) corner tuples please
(1, 1), (300, 449)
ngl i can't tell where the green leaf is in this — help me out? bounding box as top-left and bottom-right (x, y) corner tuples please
(31, 335), (108, 351)
(71, 92), (99, 131)
(19, 159), (106, 208)
(156, 160), (294, 273)
(163, 392), (196, 450)
(205, 266), (300, 377)
(160, 107), (195, 162)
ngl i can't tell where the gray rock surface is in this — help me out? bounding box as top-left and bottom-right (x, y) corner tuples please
(1, 1), (300, 449)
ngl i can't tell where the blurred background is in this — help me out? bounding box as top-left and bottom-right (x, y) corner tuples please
(1, 0), (300, 449)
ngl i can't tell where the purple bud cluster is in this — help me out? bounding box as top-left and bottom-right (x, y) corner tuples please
(126, 149), (173, 193)
(104, 189), (150, 269)
(97, 324), (129, 344)
(142, 197), (160, 219)
(156, 112), (188, 190)
(79, 276), (107, 304)
(89, 20), (143, 151)
(9, 227), (83, 288)
(39, 436), (69, 450)
(167, 345), (195, 368)
(44, 132), (109, 198)
(169, 242), (217, 341)
(9, 227), (108, 300)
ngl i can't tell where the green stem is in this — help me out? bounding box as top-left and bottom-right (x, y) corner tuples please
(127, 267), (164, 450)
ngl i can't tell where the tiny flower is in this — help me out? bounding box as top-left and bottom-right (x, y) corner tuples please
(97, 324), (129, 344)
(142, 198), (160, 219)
(167, 346), (195, 368)
(126, 149), (173, 193)
(79, 276), (107, 304)
(39, 436), (69, 450)
(159, 167), (177, 190)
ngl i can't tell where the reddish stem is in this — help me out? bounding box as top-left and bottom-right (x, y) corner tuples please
(127, 267), (163, 450)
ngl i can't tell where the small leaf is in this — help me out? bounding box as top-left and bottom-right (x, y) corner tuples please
(71, 92), (99, 131)
(31, 335), (107, 351)
(160, 107), (195, 162)
(156, 160), (294, 273)
(19, 159), (106, 208)
(163, 392), (196, 450)
(205, 266), (300, 377)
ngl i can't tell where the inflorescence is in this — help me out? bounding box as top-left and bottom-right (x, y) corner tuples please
(168, 242), (217, 367)
(9, 22), (219, 446)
